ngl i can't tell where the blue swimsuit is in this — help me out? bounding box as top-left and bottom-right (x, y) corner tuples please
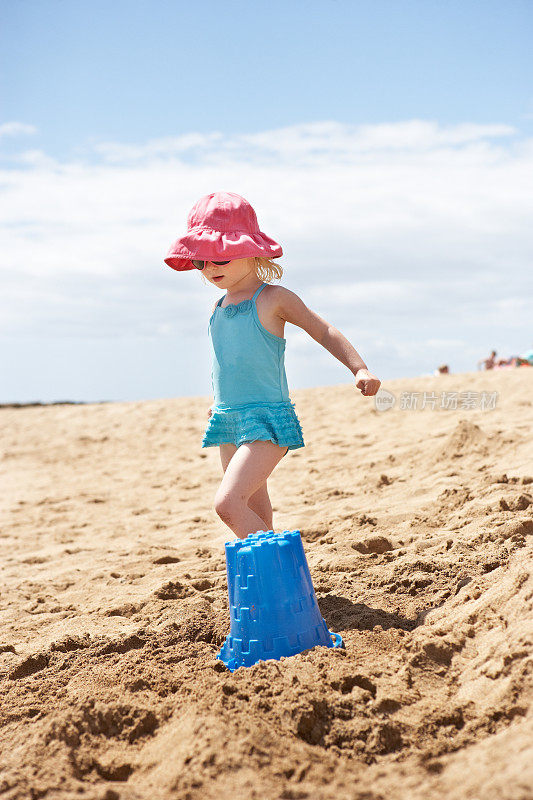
(202, 282), (305, 454)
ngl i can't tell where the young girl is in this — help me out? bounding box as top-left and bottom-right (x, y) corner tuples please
(164, 191), (381, 541)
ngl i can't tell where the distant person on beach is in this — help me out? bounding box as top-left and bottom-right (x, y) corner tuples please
(502, 355), (533, 367)
(519, 348), (533, 366)
(434, 364), (450, 375)
(480, 349), (533, 369)
(164, 191), (381, 541)
(478, 350), (497, 370)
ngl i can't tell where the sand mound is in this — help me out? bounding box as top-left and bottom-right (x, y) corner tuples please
(1, 368), (532, 799)
(438, 418), (493, 460)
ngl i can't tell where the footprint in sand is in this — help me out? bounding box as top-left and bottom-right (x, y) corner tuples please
(191, 578), (216, 591)
(154, 580), (195, 599)
(153, 554), (181, 564)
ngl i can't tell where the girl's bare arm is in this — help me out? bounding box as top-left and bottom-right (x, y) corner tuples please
(273, 287), (381, 397)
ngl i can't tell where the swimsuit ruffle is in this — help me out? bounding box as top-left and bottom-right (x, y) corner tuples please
(202, 400), (305, 451)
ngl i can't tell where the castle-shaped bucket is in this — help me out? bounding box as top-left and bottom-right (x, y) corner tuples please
(217, 529), (344, 672)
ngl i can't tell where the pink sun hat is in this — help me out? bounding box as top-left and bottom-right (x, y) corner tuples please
(164, 191), (283, 272)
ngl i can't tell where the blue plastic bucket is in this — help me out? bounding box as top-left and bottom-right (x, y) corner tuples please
(217, 529), (344, 671)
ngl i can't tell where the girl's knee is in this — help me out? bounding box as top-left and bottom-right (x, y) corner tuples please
(214, 491), (245, 521)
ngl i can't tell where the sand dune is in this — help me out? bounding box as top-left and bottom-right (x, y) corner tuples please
(1, 368), (532, 799)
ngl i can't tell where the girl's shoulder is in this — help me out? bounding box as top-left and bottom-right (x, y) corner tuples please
(266, 284), (323, 335)
(260, 282), (303, 306)
(262, 283), (305, 317)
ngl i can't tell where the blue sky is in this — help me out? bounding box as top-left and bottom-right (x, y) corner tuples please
(1, 0), (532, 402)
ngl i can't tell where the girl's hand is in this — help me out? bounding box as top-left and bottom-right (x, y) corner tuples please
(207, 407), (213, 419)
(355, 369), (381, 397)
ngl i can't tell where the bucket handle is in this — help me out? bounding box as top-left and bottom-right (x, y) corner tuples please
(330, 632), (345, 649)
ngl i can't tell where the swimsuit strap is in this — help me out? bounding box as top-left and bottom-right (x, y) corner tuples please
(252, 283), (267, 302)
(217, 295), (224, 307)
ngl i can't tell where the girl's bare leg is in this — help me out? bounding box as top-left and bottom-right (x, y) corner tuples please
(215, 441), (287, 539)
(219, 444), (273, 529)
(248, 484), (273, 530)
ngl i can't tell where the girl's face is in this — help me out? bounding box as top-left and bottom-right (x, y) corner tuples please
(203, 257), (255, 287)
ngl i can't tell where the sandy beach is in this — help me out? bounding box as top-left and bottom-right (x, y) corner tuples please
(1, 367), (532, 800)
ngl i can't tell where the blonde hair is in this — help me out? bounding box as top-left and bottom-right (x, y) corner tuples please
(252, 256), (283, 283)
(200, 256), (283, 285)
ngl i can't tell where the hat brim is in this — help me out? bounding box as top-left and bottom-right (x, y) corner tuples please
(164, 229), (283, 272)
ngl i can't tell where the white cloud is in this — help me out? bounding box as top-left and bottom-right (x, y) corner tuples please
(72, 120), (518, 165)
(0, 120), (531, 374)
(0, 121), (38, 140)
